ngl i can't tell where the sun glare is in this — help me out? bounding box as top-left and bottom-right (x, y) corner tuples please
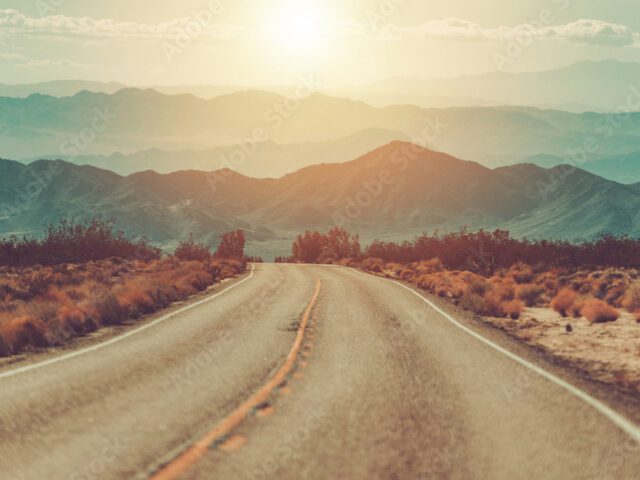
(264, 1), (333, 56)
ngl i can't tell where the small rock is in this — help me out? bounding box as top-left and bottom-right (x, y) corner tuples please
(565, 323), (573, 333)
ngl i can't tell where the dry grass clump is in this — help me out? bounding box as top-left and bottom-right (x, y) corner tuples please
(360, 257), (384, 273)
(504, 300), (525, 320)
(581, 299), (620, 324)
(622, 284), (640, 313)
(0, 257), (245, 357)
(551, 288), (578, 317)
(516, 284), (545, 307)
(358, 256), (640, 325)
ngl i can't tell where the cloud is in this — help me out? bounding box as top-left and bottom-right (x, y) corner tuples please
(542, 19), (637, 46)
(1, 8), (637, 49)
(345, 17), (640, 47)
(0, 8), (244, 42)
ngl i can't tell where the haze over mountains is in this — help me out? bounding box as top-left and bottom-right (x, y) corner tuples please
(1, 60), (637, 112)
(3, 142), (640, 258)
(341, 60), (640, 112)
(3, 85), (640, 182)
(23, 128), (410, 178)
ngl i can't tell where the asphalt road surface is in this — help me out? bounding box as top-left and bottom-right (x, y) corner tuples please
(1, 263), (639, 480)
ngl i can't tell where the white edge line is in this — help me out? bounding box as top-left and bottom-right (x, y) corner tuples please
(0, 264), (256, 381)
(339, 266), (640, 443)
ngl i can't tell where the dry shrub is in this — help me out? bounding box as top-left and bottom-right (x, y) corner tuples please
(459, 288), (485, 315)
(604, 282), (628, 307)
(117, 284), (155, 318)
(551, 288), (578, 317)
(57, 306), (91, 334)
(516, 284), (544, 307)
(490, 278), (516, 301)
(361, 257), (384, 272)
(504, 300), (525, 320)
(0, 254), (247, 358)
(400, 269), (415, 281)
(93, 293), (126, 326)
(483, 291), (506, 317)
(623, 284), (640, 313)
(0, 316), (50, 355)
(581, 299), (620, 324)
(570, 300), (585, 319)
(414, 258), (443, 274)
(508, 263), (535, 284)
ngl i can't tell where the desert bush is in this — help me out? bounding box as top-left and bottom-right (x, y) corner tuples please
(291, 228), (360, 263)
(174, 235), (211, 262)
(504, 300), (525, 320)
(551, 288), (578, 317)
(361, 257), (384, 272)
(0, 218), (160, 267)
(516, 284), (544, 307)
(508, 263), (535, 284)
(623, 284), (640, 313)
(459, 288), (485, 315)
(581, 299), (620, 324)
(215, 230), (246, 260)
(0, 255), (245, 358)
(483, 291), (507, 317)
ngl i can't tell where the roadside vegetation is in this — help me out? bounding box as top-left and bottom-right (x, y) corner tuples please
(283, 228), (640, 393)
(0, 220), (248, 357)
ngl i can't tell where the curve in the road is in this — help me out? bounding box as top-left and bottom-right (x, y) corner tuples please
(349, 267), (640, 443)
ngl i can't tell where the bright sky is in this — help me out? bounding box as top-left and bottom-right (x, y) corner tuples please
(1, 0), (640, 86)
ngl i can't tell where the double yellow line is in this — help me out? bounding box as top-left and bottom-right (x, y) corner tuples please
(151, 279), (322, 480)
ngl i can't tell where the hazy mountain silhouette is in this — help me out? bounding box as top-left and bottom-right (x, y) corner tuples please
(523, 152), (640, 184)
(26, 128), (411, 177)
(356, 60), (640, 111)
(2, 88), (640, 170)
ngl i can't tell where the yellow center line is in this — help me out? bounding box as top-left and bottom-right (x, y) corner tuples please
(150, 279), (322, 480)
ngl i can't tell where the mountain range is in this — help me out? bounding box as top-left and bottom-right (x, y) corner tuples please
(23, 128), (410, 178)
(2, 87), (640, 178)
(346, 60), (640, 112)
(2, 60), (637, 112)
(2, 142), (640, 258)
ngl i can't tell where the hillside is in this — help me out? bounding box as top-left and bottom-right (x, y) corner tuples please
(3, 142), (640, 257)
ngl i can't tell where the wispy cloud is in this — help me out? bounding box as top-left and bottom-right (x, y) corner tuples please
(341, 17), (640, 47)
(0, 8), (244, 41)
(1, 8), (637, 49)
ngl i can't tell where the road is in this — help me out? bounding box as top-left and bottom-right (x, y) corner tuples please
(0, 263), (639, 480)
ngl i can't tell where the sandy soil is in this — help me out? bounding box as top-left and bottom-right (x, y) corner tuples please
(484, 308), (640, 393)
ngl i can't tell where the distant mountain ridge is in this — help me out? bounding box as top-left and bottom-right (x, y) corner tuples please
(354, 60), (640, 111)
(23, 128), (411, 177)
(3, 142), (640, 257)
(1, 87), (640, 173)
(3, 60), (637, 113)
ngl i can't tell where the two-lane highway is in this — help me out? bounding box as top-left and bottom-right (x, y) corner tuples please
(1, 264), (639, 479)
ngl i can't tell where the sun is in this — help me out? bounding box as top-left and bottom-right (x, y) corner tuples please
(264, 1), (333, 56)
